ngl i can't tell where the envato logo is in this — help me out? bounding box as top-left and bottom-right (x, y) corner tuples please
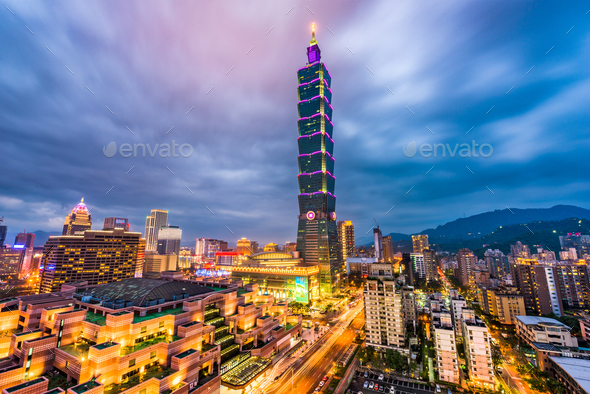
(403, 140), (493, 158)
(103, 141), (193, 158)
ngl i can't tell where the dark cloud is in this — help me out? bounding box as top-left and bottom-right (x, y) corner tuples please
(0, 1), (588, 247)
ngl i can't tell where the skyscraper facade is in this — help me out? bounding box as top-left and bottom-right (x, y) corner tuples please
(62, 198), (92, 235)
(337, 221), (355, 267)
(157, 225), (182, 256)
(456, 248), (476, 286)
(373, 227), (384, 261)
(237, 237), (253, 255)
(144, 209), (168, 251)
(295, 25), (339, 296)
(412, 234), (429, 254)
(103, 217), (130, 231)
(39, 228), (145, 293)
(382, 235), (394, 262)
(14, 230), (35, 278)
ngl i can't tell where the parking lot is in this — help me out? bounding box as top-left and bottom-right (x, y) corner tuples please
(348, 370), (435, 394)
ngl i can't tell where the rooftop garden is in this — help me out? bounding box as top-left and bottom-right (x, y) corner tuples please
(161, 382), (185, 394)
(71, 380), (100, 394)
(241, 303), (253, 307)
(201, 342), (217, 353)
(104, 364), (177, 394)
(206, 286), (226, 292)
(286, 323), (298, 331)
(15, 329), (41, 337)
(5, 378), (45, 393)
(132, 307), (186, 323)
(259, 315), (271, 320)
(59, 338), (96, 359)
(181, 321), (199, 328)
(120, 334), (180, 356)
(85, 311), (106, 326)
(93, 341), (118, 350)
(175, 348), (197, 359)
(45, 372), (75, 391)
(237, 288), (250, 297)
(0, 328), (20, 338)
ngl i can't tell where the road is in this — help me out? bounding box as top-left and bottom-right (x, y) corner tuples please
(256, 302), (364, 394)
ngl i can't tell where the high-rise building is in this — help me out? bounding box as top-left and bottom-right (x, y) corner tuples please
(512, 261), (563, 316)
(478, 286), (526, 325)
(462, 309), (495, 390)
(195, 238), (226, 260)
(510, 241), (531, 258)
(410, 253), (425, 279)
(0, 220), (6, 248)
(237, 238), (253, 255)
(373, 227), (384, 261)
(39, 228), (145, 293)
(14, 230), (35, 278)
(157, 226), (182, 256)
(337, 220), (355, 266)
(364, 278), (406, 350)
(144, 209), (168, 251)
(143, 252), (178, 278)
(251, 241), (260, 254)
(423, 249), (437, 282)
(450, 295), (467, 337)
(62, 198), (92, 235)
(295, 25), (339, 296)
(0, 247), (24, 279)
(412, 234), (429, 254)
(382, 235), (394, 263)
(431, 308), (459, 384)
(456, 248), (476, 286)
(484, 249), (509, 279)
(103, 217), (129, 231)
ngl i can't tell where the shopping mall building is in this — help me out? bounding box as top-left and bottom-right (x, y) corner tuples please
(0, 271), (302, 394)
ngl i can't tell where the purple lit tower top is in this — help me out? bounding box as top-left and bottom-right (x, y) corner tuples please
(307, 23), (321, 64)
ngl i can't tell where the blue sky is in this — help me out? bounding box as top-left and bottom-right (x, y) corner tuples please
(1, 1), (589, 247)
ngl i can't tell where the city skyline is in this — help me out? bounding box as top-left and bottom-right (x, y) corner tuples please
(1, 2), (589, 246)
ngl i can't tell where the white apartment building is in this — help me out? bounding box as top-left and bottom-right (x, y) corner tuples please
(462, 310), (495, 390)
(410, 253), (425, 279)
(515, 316), (578, 347)
(432, 309), (459, 384)
(451, 296), (467, 337)
(364, 279), (406, 351)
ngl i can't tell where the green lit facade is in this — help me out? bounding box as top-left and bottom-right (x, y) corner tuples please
(295, 30), (339, 296)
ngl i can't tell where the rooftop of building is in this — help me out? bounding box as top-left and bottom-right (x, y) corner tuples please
(78, 278), (217, 307)
(549, 356), (590, 392)
(516, 316), (569, 328)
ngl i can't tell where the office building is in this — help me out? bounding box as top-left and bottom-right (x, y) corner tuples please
(373, 226), (384, 261)
(14, 230), (35, 278)
(547, 357), (590, 394)
(410, 253), (425, 279)
(515, 316), (578, 347)
(295, 26), (339, 296)
(103, 217), (129, 231)
(0, 222), (6, 248)
(382, 235), (394, 263)
(157, 226), (182, 256)
(456, 248), (476, 286)
(196, 239), (227, 261)
(554, 263), (590, 309)
(144, 209), (168, 252)
(143, 253), (178, 278)
(462, 310), (495, 390)
(560, 249), (578, 260)
(215, 252), (247, 267)
(39, 228), (145, 293)
(337, 220), (355, 266)
(411, 235), (429, 254)
(364, 279), (406, 351)
(0, 274), (302, 394)
(0, 247), (25, 279)
(235, 238), (252, 255)
(401, 286), (417, 330)
(431, 308), (459, 384)
(62, 198), (92, 235)
(536, 248), (557, 262)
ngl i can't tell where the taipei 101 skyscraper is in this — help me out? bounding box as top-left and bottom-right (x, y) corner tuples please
(295, 24), (339, 297)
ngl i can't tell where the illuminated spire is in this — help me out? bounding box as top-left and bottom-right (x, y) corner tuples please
(310, 23), (317, 45)
(81, 197), (84, 203)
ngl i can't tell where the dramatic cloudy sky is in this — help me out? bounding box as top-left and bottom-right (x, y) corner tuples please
(1, 1), (589, 247)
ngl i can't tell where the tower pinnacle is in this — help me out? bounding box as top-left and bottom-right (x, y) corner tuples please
(310, 23), (317, 45)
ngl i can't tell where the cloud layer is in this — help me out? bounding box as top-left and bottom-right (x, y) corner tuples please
(1, 1), (588, 246)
